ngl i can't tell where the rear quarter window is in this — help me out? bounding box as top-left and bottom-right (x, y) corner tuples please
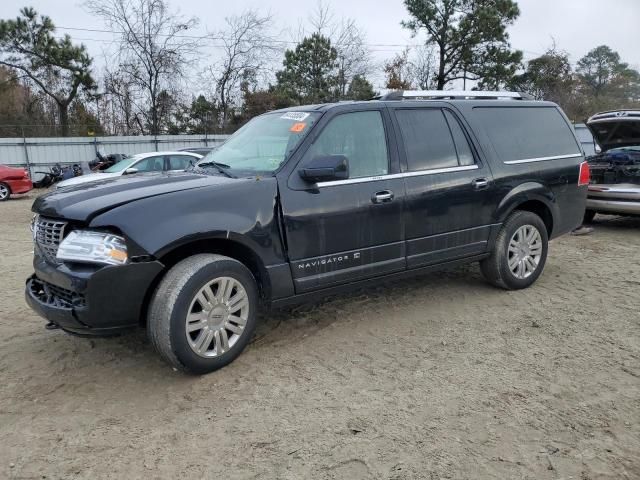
(474, 107), (580, 163)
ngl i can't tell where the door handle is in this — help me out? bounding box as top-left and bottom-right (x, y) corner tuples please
(372, 190), (394, 204)
(472, 178), (489, 190)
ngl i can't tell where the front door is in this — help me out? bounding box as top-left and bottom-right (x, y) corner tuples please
(279, 108), (406, 293)
(390, 106), (498, 268)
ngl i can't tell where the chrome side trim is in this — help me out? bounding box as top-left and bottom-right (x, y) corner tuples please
(317, 164), (479, 187)
(503, 153), (582, 165)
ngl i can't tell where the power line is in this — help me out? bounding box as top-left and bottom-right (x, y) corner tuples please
(56, 26), (586, 62)
(56, 25), (427, 48)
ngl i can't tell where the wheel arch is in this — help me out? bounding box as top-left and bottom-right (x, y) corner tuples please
(497, 182), (557, 237)
(139, 236), (271, 326)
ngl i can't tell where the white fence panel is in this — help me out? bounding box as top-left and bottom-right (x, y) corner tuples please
(0, 134), (230, 178)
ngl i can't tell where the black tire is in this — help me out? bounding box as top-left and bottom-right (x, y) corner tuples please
(583, 209), (596, 224)
(148, 254), (259, 374)
(480, 210), (549, 290)
(0, 182), (11, 201)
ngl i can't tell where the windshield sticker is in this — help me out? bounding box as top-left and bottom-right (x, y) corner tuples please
(289, 122), (307, 133)
(280, 112), (310, 121)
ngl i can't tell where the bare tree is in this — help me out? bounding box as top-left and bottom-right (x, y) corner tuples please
(103, 71), (138, 135)
(85, 0), (199, 135)
(306, 2), (373, 98)
(204, 11), (277, 129)
(409, 45), (436, 89)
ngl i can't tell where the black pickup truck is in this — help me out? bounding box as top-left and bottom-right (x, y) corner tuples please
(26, 91), (589, 374)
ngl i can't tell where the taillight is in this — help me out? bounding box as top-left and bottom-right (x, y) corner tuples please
(578, 161), (590, 186)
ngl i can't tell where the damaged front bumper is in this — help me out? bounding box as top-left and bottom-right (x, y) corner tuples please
(26, 252), (164, 336)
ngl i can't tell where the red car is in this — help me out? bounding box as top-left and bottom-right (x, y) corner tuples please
(0, 165), (33, 201)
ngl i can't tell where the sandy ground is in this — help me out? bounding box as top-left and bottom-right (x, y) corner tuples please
(0, 191), (638, 480)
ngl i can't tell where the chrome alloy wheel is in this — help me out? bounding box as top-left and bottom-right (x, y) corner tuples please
(508, 224), (543, 279)
(0, 184), (9, 200)
(185, 277), (249, 358)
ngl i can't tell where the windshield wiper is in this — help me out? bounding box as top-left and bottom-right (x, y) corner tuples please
(192, 161), (236, 178)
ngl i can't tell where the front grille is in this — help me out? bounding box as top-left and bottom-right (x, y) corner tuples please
(34, 217), (67, 263)
(29, 278), (86, 309)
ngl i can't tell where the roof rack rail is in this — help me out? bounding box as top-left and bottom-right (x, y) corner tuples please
(374, 90), (531, 101)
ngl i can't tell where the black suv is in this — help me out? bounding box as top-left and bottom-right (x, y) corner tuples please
(26, 90), (589, 374)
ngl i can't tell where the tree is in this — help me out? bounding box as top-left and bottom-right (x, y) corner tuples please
(509, 46), (574, 102)
(0, 8), (95, 136)
(86, 0), (199, 135)
(384, 49), (413, 90)
(306, 3), (372, 99)
(577, 45), (639, 98)
(205, 11), (277, 130)
(275, 33), (338, 104)
(346, 74), (375, 100)
(409, 45), (436, 90)
(402, 0), (522, 90)
(237, 87), (294, 126)
(186, 95), (217, 134)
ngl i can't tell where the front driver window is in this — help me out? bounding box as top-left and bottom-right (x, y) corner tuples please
(304, 111), (389, 179)
(133, 156), (163, 172)
(168, 155), (192, 170)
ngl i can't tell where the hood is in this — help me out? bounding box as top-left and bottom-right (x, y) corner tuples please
(586, 111), (640, 152)
(56, 172), (120, 188)
(33, 172), (247, 222)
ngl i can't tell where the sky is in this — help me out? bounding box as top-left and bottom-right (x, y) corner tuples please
(2, 0), (639, 89)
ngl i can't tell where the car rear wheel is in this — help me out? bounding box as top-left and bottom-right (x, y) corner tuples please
(0, 182), (10, 201)
(583, 209), (596, 224)
(480, 210), (548, 290)
(148, 254), (258, 374)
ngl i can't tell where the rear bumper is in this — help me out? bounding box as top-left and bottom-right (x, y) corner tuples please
(8, 178), (33, 194)
(26, 252), (164, 336)
(586, 184), (640, 215)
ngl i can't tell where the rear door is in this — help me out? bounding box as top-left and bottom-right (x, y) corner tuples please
(279, 108), (406, 293)
(390, 106), (497, 269)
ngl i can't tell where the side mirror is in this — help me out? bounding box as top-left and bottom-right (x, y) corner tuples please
(299, 155), (349, 183)
(124, 167), (139, 175)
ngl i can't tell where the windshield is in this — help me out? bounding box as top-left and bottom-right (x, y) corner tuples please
(104, 157), (139, 173)
(195, 111), (321, 175)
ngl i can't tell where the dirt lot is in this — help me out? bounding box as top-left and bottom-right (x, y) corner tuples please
(0, 192), (638, 480)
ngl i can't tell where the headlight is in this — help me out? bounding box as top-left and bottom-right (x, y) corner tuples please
(56, 230), (128, 265)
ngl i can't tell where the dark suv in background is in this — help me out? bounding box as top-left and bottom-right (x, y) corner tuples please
(26, 90), (589, 374)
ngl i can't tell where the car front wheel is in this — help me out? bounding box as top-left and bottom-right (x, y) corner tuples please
(148, 254), (258, 374)
(480, 210), (549, 290)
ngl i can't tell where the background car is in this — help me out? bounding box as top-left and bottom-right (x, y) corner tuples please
(55, 151), (203, 189)
(574, 123), (600, 156)
(89, 153), (130, 171)
(0, 164), (33, 201)
(584, 110), (640, 222)
(179, 147), (215, 156)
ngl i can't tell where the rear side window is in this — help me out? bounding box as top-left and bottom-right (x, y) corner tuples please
(474, 107), (580, 162)
(444, 110), (475, 166)
(395, 109), (473, 171)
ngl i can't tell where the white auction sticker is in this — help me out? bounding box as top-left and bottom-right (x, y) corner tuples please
(280, 112), (310, 121)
